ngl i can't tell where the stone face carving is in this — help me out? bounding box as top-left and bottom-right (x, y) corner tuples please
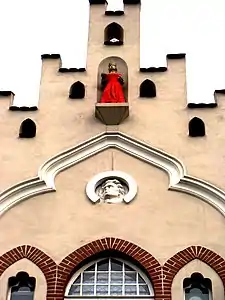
(96, 179), (128, 203)
(86, 171), (137, 204)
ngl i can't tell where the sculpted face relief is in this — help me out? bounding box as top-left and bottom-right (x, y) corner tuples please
(98, 179), (127, 203)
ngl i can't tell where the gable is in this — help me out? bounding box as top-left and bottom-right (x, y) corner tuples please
(0, 131), (225, 219)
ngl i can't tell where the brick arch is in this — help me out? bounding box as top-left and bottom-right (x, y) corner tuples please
(0, 245), (57, 299)
(57, 238), (162, 299)
(163, 246), (225, 298)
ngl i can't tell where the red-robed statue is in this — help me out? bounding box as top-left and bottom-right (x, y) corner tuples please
(100, 63), (126, 103)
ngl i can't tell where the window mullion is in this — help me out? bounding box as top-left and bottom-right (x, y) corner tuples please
(122, 262), (125, 296)
(80, 272), (83, 296)
(108, 258), (111, 296)
(136, 272), (139, 296)
(94, 262), (97, 296)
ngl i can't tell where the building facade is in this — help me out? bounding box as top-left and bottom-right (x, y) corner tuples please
(0, 1), (225, 300)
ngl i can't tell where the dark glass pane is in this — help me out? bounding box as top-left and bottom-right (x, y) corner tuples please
(98, 260), (109, 271)
(138, 274), (146, 284)
(69, 285), (80, 295)
(125, 285), (137, 295)
(111, 259), (123, 271)
(82, 285), (94, 295)
(11, 292), (34, 300)
(86, 265), (95, 272)
(97, 272), (108, 283)
(74, 274), (81, 284)
(139, 284), (150, 295)
(111, 272), (123, 283)
(83, 272), (95, 284)
(110, 285), (122, 295)
(125, 264), (134, 271)
(186, 288), (209, 300)
(125, 272), (136, 283)
(17, 287), (31, 292)
(96, 285), (109, 295)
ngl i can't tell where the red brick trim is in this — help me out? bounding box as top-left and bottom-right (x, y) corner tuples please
(163, 246), (225, 298)
(3, 244), (223, 300)
(57, 238), (162, 299)
(0, 245), (57, 299)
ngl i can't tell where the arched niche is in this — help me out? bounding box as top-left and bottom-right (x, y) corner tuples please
(171, 259), (224, 300)
(0, 259), (47, 300)
(104, 22), (124, 45)
(19, 119), (36, 138)
(95, 57), (129, 124)
(97, 56), (128, 102)
(69, 81), (85, 99)
(140, 79), (156, 98)
(189, 117), (205, 137)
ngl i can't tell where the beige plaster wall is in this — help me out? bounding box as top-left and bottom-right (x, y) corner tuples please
(0, 259), (47, 300)
(172, 259), (224, 300)
(0, 4), (224, 194)
(0, 4), (225, 298)
(0, 150), (225, 265)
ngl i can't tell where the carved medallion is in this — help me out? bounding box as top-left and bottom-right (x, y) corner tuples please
(86, 171), (137, 204)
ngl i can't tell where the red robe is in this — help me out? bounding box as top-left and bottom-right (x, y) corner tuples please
(100, 73), (126, 103)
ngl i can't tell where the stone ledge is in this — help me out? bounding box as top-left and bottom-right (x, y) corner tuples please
(95, 103), (129, 125)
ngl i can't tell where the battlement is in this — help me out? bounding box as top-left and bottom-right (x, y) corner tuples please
(0, 0), (224, 189)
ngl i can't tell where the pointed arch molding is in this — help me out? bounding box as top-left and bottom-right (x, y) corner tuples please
(164, 246), (225, 297)
(0, 245), (57, 299)
(58, 238), (161, 298)
(0, 131), (225, 217)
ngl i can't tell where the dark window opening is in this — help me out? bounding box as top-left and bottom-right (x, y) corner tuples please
(189, 117), (205, 137)
(140, 79), (156, 98)
(104, 23), (124, 45)
(19, 119), (36, 138)
(184, 273), (212, 300)
(9, 272), (36, 300)
(69, 81), (85, 99)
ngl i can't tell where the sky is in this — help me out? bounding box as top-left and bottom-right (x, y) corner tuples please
(0, 0), (224, 106)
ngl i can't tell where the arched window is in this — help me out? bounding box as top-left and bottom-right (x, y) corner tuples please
(139, 80), (156, 98)
(183, 273), (212, 300)
(188, 117), (205, 137)
(65, 258), (154, 297)
(19, 119), (36, 138)
(8, 272), (36, 300)
(69, 81), (85, 99)
(104, 23), (124, 45)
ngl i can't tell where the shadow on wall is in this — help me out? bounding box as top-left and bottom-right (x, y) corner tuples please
(97, 56), (128, 103)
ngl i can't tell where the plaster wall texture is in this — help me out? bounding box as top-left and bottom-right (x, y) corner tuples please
(0, 150), (225, 264)
(0, 4), (225, 299)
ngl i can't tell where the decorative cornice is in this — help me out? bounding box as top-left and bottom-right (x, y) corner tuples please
(0, 131), (225, 217)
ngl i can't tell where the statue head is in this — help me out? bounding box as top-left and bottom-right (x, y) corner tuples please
(98, 179), (126, 203)
(108, 62), (117, 73)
